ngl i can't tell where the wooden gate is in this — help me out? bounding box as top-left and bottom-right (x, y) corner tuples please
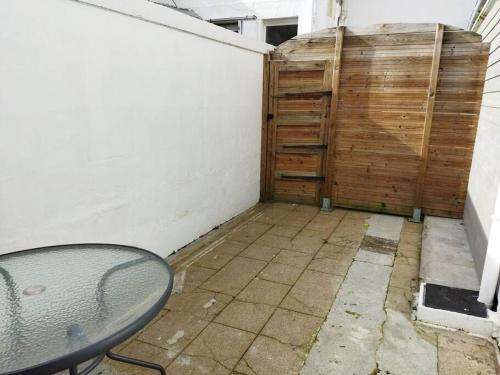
(261, 24), (489, 219)
(264, 60), (332, 204)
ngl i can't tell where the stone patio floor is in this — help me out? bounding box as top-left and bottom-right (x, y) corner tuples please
(95, 203), (499, 375)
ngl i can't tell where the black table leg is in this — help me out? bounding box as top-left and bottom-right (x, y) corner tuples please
(67, 353), (105, 375)
(106, 350), (166, 375)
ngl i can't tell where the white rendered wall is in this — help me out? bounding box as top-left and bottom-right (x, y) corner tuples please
(169, 0), (477, 43)
(342, 0), (477, 29)
(465, 0), (500, 284)
(0, 0), (269, 258)
(172, 0), (325, 41)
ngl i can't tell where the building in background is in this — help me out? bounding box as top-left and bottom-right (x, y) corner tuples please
(152, 0), (479, 46)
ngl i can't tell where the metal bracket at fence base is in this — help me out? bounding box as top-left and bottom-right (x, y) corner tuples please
(321, 198), (333, 212)
(409, 207), (422, 223)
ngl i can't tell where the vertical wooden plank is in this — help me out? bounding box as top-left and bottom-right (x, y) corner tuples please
(260, 54), (270, 201)
(324, 26), (345, 202)
(266, 62), (279, 200)
(318, 60), (333, 203)
(414, 23), (444, 215)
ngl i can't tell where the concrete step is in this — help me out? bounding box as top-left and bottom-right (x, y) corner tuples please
(416, 216), (496, 337)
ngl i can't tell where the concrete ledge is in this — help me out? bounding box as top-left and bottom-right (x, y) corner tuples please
(416, 283), (496, 337)
(72, 0), (273, 54)
(420, 216), (480, 290)
(463, 195), (489, 279)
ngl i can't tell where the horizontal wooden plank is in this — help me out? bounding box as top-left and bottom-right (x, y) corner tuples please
(273, 180), (319, 204)
(275, 153), (320, 173)
(275, 114), (322, 125)
(276, 126), (321, 145)
(342, 31), (482, 48)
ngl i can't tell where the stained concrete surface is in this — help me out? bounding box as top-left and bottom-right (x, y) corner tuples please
(421, 216), (480, 290)
(88, 203), (498, 375)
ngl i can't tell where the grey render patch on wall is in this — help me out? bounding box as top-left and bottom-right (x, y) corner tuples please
(421, 216), (480, 291)
(464, 194), (488, 279)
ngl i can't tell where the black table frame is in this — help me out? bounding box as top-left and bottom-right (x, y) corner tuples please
(0, 243), (174, 375)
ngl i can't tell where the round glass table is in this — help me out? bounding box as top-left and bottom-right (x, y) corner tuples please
(0, 244), (173, 375)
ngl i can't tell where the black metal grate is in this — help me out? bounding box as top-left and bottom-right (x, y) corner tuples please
(424, 283), (488, 318)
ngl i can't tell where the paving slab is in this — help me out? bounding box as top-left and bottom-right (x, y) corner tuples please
(355, 248), (394, 266)
(165, 289), (232, 320)
(315, 244), (356, 262)
(214, 300), (275, 334)
(301, 259), (392, 375)
(238, 278), (290, 306)
(281, 270), (343, 317)
(227, 222), (271, 244)
(235, 336), (305, 375)
(138, 311), (210, 358)
(377, 309), (438, 375)
(307, 257), (351, 276)
(396, 241), (420, 260)
(262, 308), (322, 348)
(259, 262), (303, 285)
(360, 235), (399, 255)
(295, 204), (321, 214)
(239, 243), (281, 262)
(200, 257), (266, 296)
(385, 285), (413, 316)
(167, 323), (255, 374)
(290, 234), (326, 254)
(327, 227), (366, 249)
(252, 209), (291, 225)
(366, 214), (404, 241)
(104, 204), (499, 375)
(389, 262), (419, 290)
(420, 216), (479, 290)
(302, 213), (344, 237)
(212, 240), (249, 256)
(278, 214), (312, 228)
(192, 250), (235, 270)
(272, 249), (313, 270)
(267, 224), (302, 238)
(174, 266), (216, 293)
(437, 330), (499, 375)
(255, 233), (294, 249)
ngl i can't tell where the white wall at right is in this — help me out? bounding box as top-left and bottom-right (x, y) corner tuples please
(341, 0), (477, 29)
(465, 0), (500, 279)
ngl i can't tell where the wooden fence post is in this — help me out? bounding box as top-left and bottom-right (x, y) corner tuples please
(323, 26), (345, 210)
(413, 23), (444, 221)
(260, 53), (270, 201)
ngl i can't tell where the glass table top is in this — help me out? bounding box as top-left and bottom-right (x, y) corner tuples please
(0, 244), (173, 374)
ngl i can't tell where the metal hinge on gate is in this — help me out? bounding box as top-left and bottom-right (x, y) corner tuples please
(282, 144), (327, 150)
(281, 174), (326, 181)
(276, 90), (332, 98)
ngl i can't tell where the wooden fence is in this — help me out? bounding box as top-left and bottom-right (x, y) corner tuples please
(261, 23), (489, 219)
